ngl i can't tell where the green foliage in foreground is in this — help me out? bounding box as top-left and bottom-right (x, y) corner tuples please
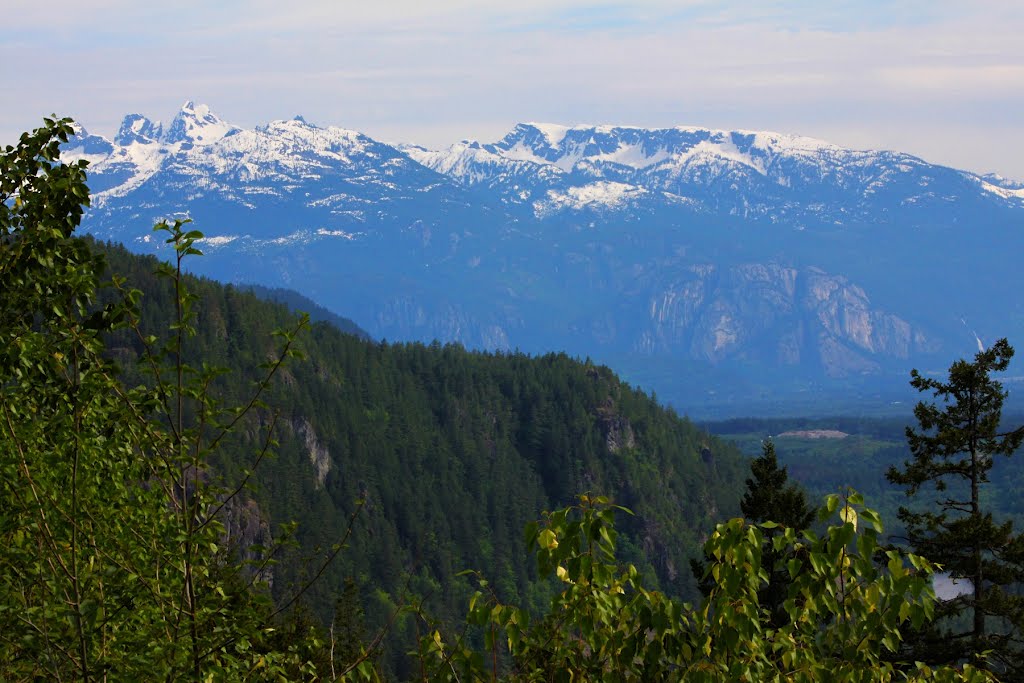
(1, 119), (328, 680)
(409, 494), (993, 683)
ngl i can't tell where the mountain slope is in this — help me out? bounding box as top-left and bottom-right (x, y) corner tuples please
(240, 283), (372, 339)
(96, 240), (747, 678)
(64, 103), (1024, 413)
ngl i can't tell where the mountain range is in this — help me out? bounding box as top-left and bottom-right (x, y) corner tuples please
(63, 102), (1024, 414)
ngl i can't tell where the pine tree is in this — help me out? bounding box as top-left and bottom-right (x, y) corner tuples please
(692, 439), (815, 626)
(887, 338), (1024, 678)
(741, 439), (817, 530)
(331, 577), (373, 676)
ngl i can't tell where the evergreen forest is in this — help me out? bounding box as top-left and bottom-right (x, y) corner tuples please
(91, 236), (755, 677)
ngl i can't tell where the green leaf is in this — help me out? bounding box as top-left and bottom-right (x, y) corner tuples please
(839, 505), (858, 531)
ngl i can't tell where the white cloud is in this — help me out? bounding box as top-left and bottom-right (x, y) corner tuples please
(876, 64), (1024, 91)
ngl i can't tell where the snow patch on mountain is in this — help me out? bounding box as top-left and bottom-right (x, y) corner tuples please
(981, 172), (1024, 190)
(981, 180), (1024, 200)
(316, 228), (361, 239)
(535, 181), (648, 215)
(725, 129), (838, 156)
(502, 139), (575, 171)
(671, 137), (768, 176)
(526, 122), (571, 147)
(62, 125), (114, 164)
(62, 146), (113, 167)
(199, 235), (241, 247)
(591, 141), (672, 169)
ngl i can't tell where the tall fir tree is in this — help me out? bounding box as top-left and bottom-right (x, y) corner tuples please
(692, 439), (815, 626)
(741, 439), (817, 530)
(887, 338), (1024, 679)
(331, 577), (374, 676)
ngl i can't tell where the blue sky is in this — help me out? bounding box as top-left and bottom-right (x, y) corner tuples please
(4, 0), (1024, 177)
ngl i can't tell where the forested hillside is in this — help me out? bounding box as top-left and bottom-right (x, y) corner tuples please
(96, 240), (748, 677)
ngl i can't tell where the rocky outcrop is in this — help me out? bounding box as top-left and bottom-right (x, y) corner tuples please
(219, 497), (275, 587)
(595, 397), (637, 453)
(294, 417), (331, 488)
(374, 298), (515, 351)
(638, 263), (931, 377)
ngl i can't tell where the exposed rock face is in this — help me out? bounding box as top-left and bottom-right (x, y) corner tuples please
(219, 497), (275, 588)
(637, 263), (932, 377)
(602, 413), (636, 453)
(294, 417), (332, 488)
(596, 396), (637, 453)
(374, 298), (515, 351)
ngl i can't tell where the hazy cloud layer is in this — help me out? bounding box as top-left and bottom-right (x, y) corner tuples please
(4, 1), (1023, 176)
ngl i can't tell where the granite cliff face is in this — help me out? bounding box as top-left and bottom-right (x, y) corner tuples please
(637, 264), (930, 376)
(62, 104), (1024, 409)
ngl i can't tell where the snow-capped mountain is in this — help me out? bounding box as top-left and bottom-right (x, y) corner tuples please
(60, 103), (1024, 412)
(65, 101), (475, 245)
(409, 122), (1021, 224)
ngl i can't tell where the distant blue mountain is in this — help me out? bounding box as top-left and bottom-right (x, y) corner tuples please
(64, 102), (1024, 414)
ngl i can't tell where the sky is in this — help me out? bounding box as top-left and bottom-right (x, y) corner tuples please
(4, 0), (1024, 178)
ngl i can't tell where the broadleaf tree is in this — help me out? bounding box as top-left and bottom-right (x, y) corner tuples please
(417, 493), (994, 682)
(0, 118), (339, 680)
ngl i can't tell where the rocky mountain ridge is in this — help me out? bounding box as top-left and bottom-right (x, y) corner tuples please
(61, 103), (1024, 411)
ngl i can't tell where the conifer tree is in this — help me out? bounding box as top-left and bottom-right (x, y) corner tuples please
(692, 439), (815, 625)
(741, 439), (817, 530)
(888, 338), (1024, 678)
(331, 577), (372, 674)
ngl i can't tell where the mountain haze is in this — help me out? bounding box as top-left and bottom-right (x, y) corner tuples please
(64, 102), (1024, 413)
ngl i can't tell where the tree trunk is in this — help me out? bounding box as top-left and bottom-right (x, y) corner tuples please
(971, 421), (984, 647)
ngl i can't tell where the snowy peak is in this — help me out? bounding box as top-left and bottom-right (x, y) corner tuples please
(406, 121), (1022, 221)
(492, 123), (840, 175)
(407, 139), (518, 178)
(61, 103), (462, 222)
(163, 101), (239, 147)
(65, 125), (115, 160)
(115, 114), (162, 146)
(62, 105), (1024, 230)
(257, 116), (377, 158)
